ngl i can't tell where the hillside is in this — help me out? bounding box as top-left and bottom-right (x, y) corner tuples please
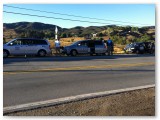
(3, 22), (155, 45)
(3, 22), (62, 31)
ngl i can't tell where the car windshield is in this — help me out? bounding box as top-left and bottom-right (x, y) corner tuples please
(129, 43), (139, 47)
(5, 39), (16, 45)
(125, 44), (130, 48)
(130, 43), (135, 47)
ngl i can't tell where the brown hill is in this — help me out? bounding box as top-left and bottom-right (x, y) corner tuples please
(3, 22), (155, 45)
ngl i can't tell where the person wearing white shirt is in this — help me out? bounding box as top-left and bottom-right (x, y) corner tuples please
(55, 39), (61, 55)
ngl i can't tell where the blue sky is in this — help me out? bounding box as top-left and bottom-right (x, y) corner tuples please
(3, 4), (155, 28)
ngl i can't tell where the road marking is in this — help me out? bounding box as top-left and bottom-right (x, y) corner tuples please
(4, 62), (154, 75)
(3, 84), (155, 114)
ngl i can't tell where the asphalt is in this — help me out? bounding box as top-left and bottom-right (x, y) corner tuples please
(3, 54), (155, 107)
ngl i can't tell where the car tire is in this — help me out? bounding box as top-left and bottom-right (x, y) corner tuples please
(3, 50), (9, 58)
(71, 50), (77, 56)
(38, 50), (46, 57)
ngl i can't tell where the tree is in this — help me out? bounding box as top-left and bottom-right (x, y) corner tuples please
(141, 34), (151, 42)
(99, 37), (104, 40)
(98, 33), (104, 37)
(61, 33), (67, 38)
(125, 26), (131, 31)
(106, 27), (113, 36)
(131, 27), (138, 32)
(45, 31), (53, 39)
(121, 37), (126, 45)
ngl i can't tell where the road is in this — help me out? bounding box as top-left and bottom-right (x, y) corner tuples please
(3, 54), (155, 107)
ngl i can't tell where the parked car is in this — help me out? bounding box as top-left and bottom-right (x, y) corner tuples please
(143, 42), (155, 54)
(124, 42), (155, 54)
(3, 38), (52, 58)
(62, 40), (107, 56)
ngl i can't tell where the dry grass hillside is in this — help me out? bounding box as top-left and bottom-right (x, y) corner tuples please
(49, 37), (84, 48)
(147, 29), (155, 34)
(3, 28), (17, 42)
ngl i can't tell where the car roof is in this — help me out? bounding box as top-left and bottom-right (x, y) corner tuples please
(16, 38), (47, 40)
(80, 40), (102, 42)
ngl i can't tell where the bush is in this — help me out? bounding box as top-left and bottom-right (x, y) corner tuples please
(71, 39), (74, 42)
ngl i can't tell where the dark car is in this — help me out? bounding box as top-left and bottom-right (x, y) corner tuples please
(143, 42), (155, 54)
(124, 42), (155, 54)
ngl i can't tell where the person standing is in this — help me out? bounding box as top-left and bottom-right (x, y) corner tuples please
(55, 39), (61, 56)
(106, 38), (114, 55)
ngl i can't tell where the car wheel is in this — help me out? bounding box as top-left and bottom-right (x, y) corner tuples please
(71, 50), (77, 56)
(38, 50), (46, 57)
(3, 50), (9, 58)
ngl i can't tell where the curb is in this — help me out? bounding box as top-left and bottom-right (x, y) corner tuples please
(3, 84), (155, 114)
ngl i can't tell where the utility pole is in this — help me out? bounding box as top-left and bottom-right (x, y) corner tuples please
(55, 26), (58, 40)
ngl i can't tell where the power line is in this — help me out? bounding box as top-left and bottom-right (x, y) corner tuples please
(3, 11), (127, 26)
(4, 5), (151, 26)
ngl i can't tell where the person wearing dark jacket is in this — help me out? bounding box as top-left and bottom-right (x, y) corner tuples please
(106, 38), (114, 55)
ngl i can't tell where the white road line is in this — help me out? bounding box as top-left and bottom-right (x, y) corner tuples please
(3, 84), (155, 114)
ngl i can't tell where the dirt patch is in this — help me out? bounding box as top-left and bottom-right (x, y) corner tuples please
(5, 87), (155, 116)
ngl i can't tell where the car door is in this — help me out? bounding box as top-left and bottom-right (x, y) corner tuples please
(139, 43), (145, 51)
(77, 41), (89, 53)
(25, 39), (37, 54)
(95, 41), (104, 53)
(20, 39), (34, 55)
(88, 40), (95, 54)
(7, 39), (27, 55)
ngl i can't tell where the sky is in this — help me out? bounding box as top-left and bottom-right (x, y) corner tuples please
(3, 4), (155, 28)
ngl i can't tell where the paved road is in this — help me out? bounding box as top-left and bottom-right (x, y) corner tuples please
(3, 54), (155, 107)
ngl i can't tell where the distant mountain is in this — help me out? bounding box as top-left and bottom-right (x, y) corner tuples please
(4, 22), (63, 31)
(3, 22), (115, 34)
(3, 22), (155, 43)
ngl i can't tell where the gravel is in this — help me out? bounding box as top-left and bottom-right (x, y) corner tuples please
(5, 87), (155, 116)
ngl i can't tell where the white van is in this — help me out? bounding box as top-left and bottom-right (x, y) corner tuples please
(3, 38), (51, 57)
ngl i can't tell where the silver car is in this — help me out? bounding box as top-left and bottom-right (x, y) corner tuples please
(3, 38), (51, 57)
(62, 40), (107, 56)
